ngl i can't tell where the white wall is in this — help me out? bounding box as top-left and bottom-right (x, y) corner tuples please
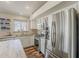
(0, 13), (28, 36)
(0, 13), (28, 20)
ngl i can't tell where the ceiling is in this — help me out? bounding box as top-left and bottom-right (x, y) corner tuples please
(0, 1), (47, 18)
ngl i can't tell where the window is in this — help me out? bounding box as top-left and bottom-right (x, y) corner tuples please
(14, 20), (28, 32)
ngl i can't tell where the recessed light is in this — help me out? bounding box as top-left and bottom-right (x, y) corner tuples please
(25, 6), (30, 9)
(5, 1), (10, 4)
(19, 13), (23, 15)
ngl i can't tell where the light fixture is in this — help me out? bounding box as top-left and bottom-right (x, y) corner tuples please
(25, 6), (30, 9)
(5, 1), (10, 4)
(19, 13), (23, 15)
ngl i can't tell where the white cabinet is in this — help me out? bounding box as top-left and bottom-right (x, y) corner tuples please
(15, 35), (34, 48)
(40, 37), (45, 54)
(30, 19), (37, 29)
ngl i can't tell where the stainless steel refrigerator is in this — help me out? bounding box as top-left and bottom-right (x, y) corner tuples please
(46, 8), (78, 58)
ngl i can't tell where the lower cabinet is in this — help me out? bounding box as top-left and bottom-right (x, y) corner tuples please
(40, 37), (45, 54)
(16, 35), (34, 48)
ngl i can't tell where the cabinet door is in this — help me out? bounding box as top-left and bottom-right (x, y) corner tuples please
(16, 36), (34, 48)
(31, 20), (37, 29)
(40, 37), (45, 54)
(28, 36), (34, 46)
(16, 37), (29, 48)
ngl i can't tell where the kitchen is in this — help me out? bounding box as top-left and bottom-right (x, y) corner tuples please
(0, 1), (78, 58)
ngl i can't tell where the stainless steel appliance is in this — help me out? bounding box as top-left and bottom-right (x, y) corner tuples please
(51, 11), (68, 58)
(46, 8), (77, 58)
(38, 17), (49, 55)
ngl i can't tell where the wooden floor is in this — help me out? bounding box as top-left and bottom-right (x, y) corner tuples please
(24, 46), (44, 58)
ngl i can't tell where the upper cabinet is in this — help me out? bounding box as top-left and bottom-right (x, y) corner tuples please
(30, 19), (37, 29)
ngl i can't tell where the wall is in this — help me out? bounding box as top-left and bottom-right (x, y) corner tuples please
(0, 13), (29, 36)
(0, 13), (28, 21)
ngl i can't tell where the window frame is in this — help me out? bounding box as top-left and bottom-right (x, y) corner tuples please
(13, 20), (28, 32)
